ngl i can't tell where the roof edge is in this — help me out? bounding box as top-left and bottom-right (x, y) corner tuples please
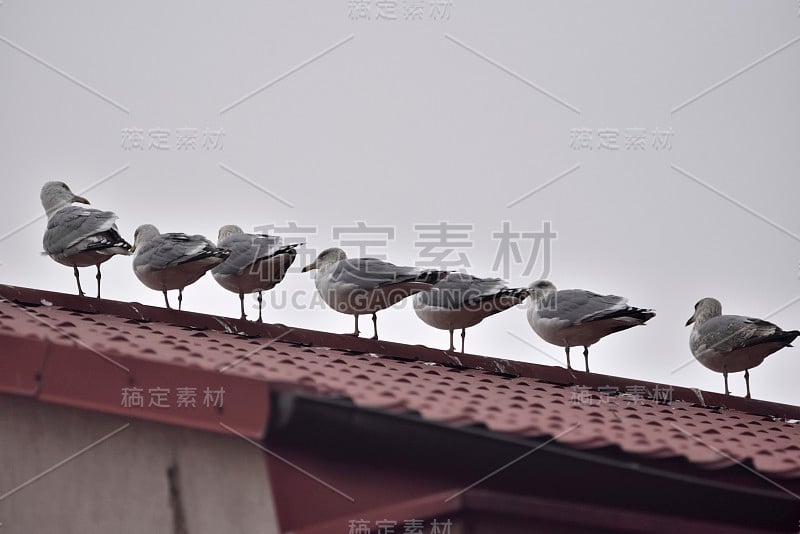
(2, 283), (798, 420)
(290, 489), (773, 534)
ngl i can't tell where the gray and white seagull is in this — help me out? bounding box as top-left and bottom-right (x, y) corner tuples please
(212, 224), (300, 322)
(302, 247), (448, 339)
(527, 280), (655, 372)
(131, 224), (230, 310)
(40, 181), (132, 298)
(414, 272), (528, 353)
(686, 297), (799, 399)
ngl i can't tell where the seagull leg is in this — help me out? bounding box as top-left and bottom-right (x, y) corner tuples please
(583, 346), (590, 373)
(239, 292), (246, 320)
(744, 369), (751, 399)
(73, 267), (85, 297)
(371, 313), (378, 340)
(178, 289), (183, 311)
(163, 290), (171, 309)
(723, 370), (730, 395)
(460, 328), (466, 354)
(95, 265), (102, 299)
(565, 346), (572, 370)
(257, 291), (263, 323)
(448, 329), (455, 352)
(352, 314), (360, 336)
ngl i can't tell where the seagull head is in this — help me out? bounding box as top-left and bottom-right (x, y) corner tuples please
(40, 181), (90, 218)
(302, 247), (347, 272)
(686, 297), (722, 327)
(218, 224), (244, 243)
(130, 224), (161, 254)
(528, 279), (556, 296)
(528, 280), (558, 309)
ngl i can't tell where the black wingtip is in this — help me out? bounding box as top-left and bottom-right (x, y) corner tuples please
(213, 247), (232, 259)
(471, 287), (530, 310)
(508, 287), (530, 301)
(487, 287), (530, 304)
(600, 306), (656, 323)
(254, 244), (300, 264)
(417, 270), (451, 284)
(629, 308), (656, 323)
(641, 309), (657, 323)
(84, 228), (133, 254)
(779, 329), (800, 345)
(278, 244), (301, 255)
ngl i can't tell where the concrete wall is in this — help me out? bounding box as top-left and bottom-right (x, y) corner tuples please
(0, 395), (279, 534)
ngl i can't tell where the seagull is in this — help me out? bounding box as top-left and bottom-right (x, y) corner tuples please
(40, 181), (132, 298)
(302, 247), (448, 339)
(686, 297), (799, 399)
(131, 224), (230, 310)
(212, 225), (300, 322)
(527, 280), (655, 372)
(414, 272), (528, 353)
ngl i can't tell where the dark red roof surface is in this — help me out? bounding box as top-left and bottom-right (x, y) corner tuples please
(1, 284), (799, 480)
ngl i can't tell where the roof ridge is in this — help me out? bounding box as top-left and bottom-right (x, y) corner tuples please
(1, 283), (798, 420)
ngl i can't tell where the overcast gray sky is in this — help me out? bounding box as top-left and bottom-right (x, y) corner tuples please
(1, 1), (799, 405)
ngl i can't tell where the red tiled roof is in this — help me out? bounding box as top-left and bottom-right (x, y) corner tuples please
(1, 284), (799, 480)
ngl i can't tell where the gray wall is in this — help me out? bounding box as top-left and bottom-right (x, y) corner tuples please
(0, 395), (279, 534)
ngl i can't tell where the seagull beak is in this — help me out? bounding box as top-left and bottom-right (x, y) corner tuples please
(685, 315), (695, 326)
(129, 244), (136, 253)
(301, 262), (316, 273)
(73, 195), (90, 205)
